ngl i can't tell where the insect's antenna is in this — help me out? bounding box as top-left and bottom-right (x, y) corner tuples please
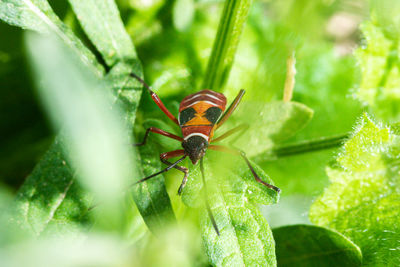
(200, 158), (220, 236)
(132, 155), (187, 186)
(130, 73), (153, 94)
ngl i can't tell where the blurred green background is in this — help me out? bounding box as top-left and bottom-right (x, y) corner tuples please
(0, 0), (366, 227)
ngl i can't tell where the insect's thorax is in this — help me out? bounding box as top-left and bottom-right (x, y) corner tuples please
(178, 90), (227, 141)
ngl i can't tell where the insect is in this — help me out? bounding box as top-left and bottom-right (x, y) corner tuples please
(131, 73), (280, 235)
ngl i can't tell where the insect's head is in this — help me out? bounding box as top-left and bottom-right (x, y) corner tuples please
(182, 135), (208, 165)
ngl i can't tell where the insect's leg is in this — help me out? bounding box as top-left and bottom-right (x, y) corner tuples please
(208, 145), (280, 193)
(159, 150), (189, 195)
(134, 127), (183, 146)
(133, 154), (186, 185)
(200, 158), (220, 235)
(216, 89), (245, 129)
(210, 123), (248, 143)
(130, 73), (179, 125)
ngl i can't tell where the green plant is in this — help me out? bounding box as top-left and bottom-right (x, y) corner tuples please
(0, 0), (399, 266)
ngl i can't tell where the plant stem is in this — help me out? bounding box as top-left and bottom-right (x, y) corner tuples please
(259, 134), (350, 161)
(202, 0), (253, 90)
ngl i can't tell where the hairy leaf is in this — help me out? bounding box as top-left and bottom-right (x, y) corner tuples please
(0, 0), (103, 76)
(182, 151), (279, 266)
(356, 18), (400, 123)
(68, 0), (137, 66)
(310, 114), (400, 266)
(273, 224), (362, 267)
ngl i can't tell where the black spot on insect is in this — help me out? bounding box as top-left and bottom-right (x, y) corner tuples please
(204, 107), (222, 124)
(179, 107), (196, 126)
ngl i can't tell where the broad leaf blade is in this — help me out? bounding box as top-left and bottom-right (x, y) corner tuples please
(218, 101), (313, 157)
(68, 0), (137, 66)
(0, 0), (104, 76)
(273, 224), (362, 267)
(12, 139), (90, 236)
(182, 151), (279, 266)
(309, 114), (400, 266)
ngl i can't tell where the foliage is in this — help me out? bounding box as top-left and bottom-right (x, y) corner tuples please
(356, 16), (400, 123)
(1, 0), (400, 266)
(310, 114), (400, 266)
(273, 224), (362, 266)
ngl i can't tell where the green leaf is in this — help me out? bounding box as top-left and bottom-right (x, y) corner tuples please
(202, 0), (253, 90)
(23, 33), (140, 232)
(68, 0), (137, 66)
(218, 101), (313, 158)
(67, 0), (177, 231)
(104, 63), (177, 231)
(0, 0), (104, 76)
(11, 139), (90, 236)
(273, 224), (362, 267)
(8, 0), (176, 235)
(309, 114), (400, 266)
(131, 141), (176, 234)
(182, 151), (279, 266)
(356, 19), (400, 123)
(258, 46), (362, 202)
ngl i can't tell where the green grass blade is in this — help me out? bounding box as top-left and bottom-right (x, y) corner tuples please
(68, 0), (137, 66)
(273, 225), (362, 267)
(202, 0), (253, 90)
(0, 0), (104, 76)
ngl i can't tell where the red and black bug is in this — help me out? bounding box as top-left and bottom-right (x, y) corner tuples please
(131, 73), (280, 235)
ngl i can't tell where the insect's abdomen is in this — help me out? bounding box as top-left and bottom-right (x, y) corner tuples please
(179, 90), (227, 141)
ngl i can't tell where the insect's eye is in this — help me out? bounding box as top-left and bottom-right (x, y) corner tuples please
(204, 107), (223, 124)
(179, 107), (196, 126)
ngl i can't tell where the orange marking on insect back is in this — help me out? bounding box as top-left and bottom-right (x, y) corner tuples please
(183, 101), (218, 127)
(184, 114), (211, 126)
(192, 101), (215, 114)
